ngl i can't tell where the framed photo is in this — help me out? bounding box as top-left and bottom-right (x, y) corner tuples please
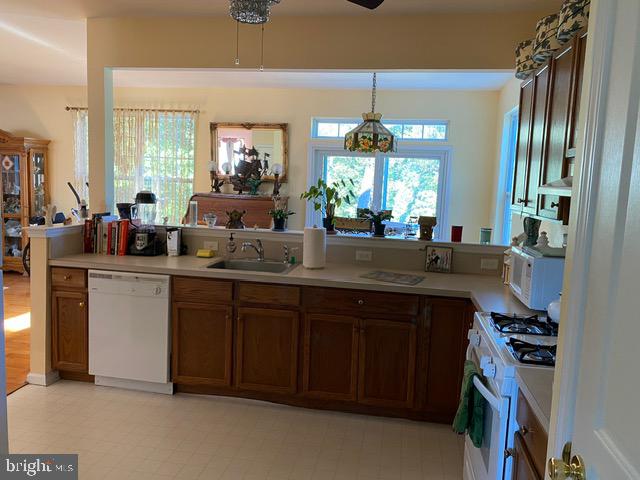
(425, 246), (453, 273)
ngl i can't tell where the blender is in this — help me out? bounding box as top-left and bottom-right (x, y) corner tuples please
(129, 191), (162, 256)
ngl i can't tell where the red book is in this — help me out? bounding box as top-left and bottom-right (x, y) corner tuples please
(118, 220), (129, 256)
(83, 219), (94, 253)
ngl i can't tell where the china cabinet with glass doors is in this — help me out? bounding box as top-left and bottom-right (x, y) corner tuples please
(0, 129), (50, 273)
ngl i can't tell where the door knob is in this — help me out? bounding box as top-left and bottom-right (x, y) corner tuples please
(548, 442), (586, 480)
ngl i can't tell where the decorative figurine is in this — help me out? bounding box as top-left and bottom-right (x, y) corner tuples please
(418, 216), (437, 241)
(523, 217), (541, 247)
(225, 209), (246, 229)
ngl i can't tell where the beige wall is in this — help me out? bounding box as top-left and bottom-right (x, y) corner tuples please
(0, 84), (501, 239)
(86, 12), (550, 212)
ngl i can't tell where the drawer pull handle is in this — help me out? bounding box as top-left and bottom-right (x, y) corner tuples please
(357, 299), (364, 305)
(63, 275), (71, 280)
(519, 425), (529, 436)
(551, 202), (560, 208)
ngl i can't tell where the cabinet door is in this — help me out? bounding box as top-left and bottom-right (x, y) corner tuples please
(52, 290), (88, 372)
(302, 313), (359, 401)
(513, 432), (542, 480)
(358, 318), (416, 409)
(512, 77), (534, 212)
(567, 30), (588, 155)
(172, 302), (233, 386)
(236, 307), (299, 394)
(539, 42), (575, 220)
(524, 64), (551, 216)
(424, 298), (473, 416)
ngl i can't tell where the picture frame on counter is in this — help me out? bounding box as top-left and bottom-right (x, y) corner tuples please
(425, 246), (453, 273)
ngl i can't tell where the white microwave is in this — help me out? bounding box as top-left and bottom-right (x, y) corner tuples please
(509, 246), (565, 311)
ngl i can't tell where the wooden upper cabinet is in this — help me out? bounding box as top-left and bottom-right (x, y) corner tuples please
(358, 318), (416, 409)
(302, 313), (359, 401)
(513, 432), (542, 480)
(539, 42), (575, 220)
(567, 29), (588, 156)
(424, 298), (473, 416)
(524, 64), (551, 216)
(513, 77), (534, 213)
(235, 307), (299, 394)
(52, 289), (88, 373)
(172, 302), (233, 386)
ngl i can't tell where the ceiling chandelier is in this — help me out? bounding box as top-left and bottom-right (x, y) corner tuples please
(344, 73), (397, 153)
(229, 0), (281, 69)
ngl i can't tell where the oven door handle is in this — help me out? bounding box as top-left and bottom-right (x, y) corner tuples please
(473, 376), (509, 418)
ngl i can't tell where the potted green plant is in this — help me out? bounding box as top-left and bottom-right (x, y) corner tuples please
(269, 196), (295, 231)
(360, 208), (393, 237)
(300, 179), (355, 234)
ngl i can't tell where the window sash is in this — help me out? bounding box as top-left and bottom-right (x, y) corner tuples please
(312, 118), (449, 141)
(307, 144), (450, 239)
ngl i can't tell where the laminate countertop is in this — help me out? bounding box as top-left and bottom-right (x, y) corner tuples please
(49, 253), (539, 315)
(516, 367), (556, 433)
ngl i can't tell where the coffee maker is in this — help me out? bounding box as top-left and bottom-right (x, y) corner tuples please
(129, 191), (163, 256)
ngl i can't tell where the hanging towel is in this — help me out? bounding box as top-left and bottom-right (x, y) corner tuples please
(452, 360), (485, 448)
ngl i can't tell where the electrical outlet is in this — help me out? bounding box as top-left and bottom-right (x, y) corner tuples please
(480, 258), (499, 270)
(203, 241), (219, 251)
(355, 250), (373, 262)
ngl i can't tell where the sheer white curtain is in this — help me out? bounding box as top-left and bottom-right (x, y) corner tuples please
(71, 108), (90, 204)
(113, 108), (197, 224)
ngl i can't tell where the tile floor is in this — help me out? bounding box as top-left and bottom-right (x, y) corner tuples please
(8, 381), (463, 480)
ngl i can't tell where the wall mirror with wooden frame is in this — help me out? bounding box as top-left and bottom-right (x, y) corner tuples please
(210, 122), (288, 182)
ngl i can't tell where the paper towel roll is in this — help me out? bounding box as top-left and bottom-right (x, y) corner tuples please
(303, 226), (326, 269)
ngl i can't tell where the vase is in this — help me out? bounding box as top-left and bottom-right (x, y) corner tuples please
(323, 217), (336, 234)
(373, 222), (386, 237)
(272, 217), (286, 231)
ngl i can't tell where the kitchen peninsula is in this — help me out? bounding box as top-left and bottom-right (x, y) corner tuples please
(28, 224), (546, 427)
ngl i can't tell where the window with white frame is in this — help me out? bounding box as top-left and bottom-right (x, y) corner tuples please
(493, 107), (519, 244)
(308, 145), (450, 239)
(312, 118), (449, 141)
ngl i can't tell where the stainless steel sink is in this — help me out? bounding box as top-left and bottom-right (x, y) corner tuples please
(207, 259), (297, 274)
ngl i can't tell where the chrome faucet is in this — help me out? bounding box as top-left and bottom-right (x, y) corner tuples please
(241, 239), (265, 261)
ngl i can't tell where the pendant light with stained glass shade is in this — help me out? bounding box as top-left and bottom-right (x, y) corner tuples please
(344, 73), (397, 153)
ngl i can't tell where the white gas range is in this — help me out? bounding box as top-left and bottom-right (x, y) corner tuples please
(462, 311), (556, 480)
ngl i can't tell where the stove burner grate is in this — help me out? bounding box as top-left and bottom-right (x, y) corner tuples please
(490, 312), (558, 337)
(507, 338), (556, 366)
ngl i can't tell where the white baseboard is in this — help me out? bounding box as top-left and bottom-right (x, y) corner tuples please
(94, 376), (174, 395)
(26, 370), (60, 386)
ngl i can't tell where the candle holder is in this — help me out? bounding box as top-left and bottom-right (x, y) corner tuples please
(210, 170), (225, 193)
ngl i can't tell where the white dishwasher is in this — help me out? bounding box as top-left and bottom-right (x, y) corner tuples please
(88, 270), (172, 394)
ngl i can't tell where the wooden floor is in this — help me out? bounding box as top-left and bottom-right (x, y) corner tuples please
(4, 272), (30, 395)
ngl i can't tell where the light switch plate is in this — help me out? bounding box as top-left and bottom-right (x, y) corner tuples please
(204, 241), (219, 251)
(356, 250), (373, 262)
(480, 258), (499, 270)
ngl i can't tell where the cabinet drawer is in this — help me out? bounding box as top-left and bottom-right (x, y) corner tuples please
(303, 287), (419, 317)
(172, 276), (233, 305)
(51, 267), (86, 289)
(238, 282), (300, 307)
(516, 390), (548, 477)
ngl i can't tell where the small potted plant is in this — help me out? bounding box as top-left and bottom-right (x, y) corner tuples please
(269, 196), (295, 231)
(300, 179), (355, 234)
(360, 208), (393, 237)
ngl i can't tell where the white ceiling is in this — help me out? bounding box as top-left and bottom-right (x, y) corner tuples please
(113, 69), (514, 91)
(0, 0), (562, 19)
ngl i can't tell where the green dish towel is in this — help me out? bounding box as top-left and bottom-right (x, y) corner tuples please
(452, 360), (485, 448)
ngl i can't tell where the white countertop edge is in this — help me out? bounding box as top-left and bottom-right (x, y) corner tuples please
(26, 224), (83, 238)
(515, 369), (553, 433)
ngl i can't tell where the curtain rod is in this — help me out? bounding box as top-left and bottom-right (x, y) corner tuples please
(65, 106), (200, 114)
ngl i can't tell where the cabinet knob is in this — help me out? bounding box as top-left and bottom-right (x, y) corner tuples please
(551, 201), (560, 208)
(63, 275), (71, 280)
(78, 301), (85, 308)
(357, 299), (364, 306)
(517, 198), (527, 205)
(519, 425), (529, 436)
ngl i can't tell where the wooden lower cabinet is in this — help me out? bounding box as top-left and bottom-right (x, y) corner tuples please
(51, 289), (88, 373)
(513, 432), (542, 480)
(358, 318), (416, 409)
(423, 298), (473, 417)
(172, 302), (233, 386)
(302, 313), (359, 401)
(235, 307), (299, 394)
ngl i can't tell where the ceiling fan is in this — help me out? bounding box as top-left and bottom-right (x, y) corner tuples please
(346, 0), (385, 9)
